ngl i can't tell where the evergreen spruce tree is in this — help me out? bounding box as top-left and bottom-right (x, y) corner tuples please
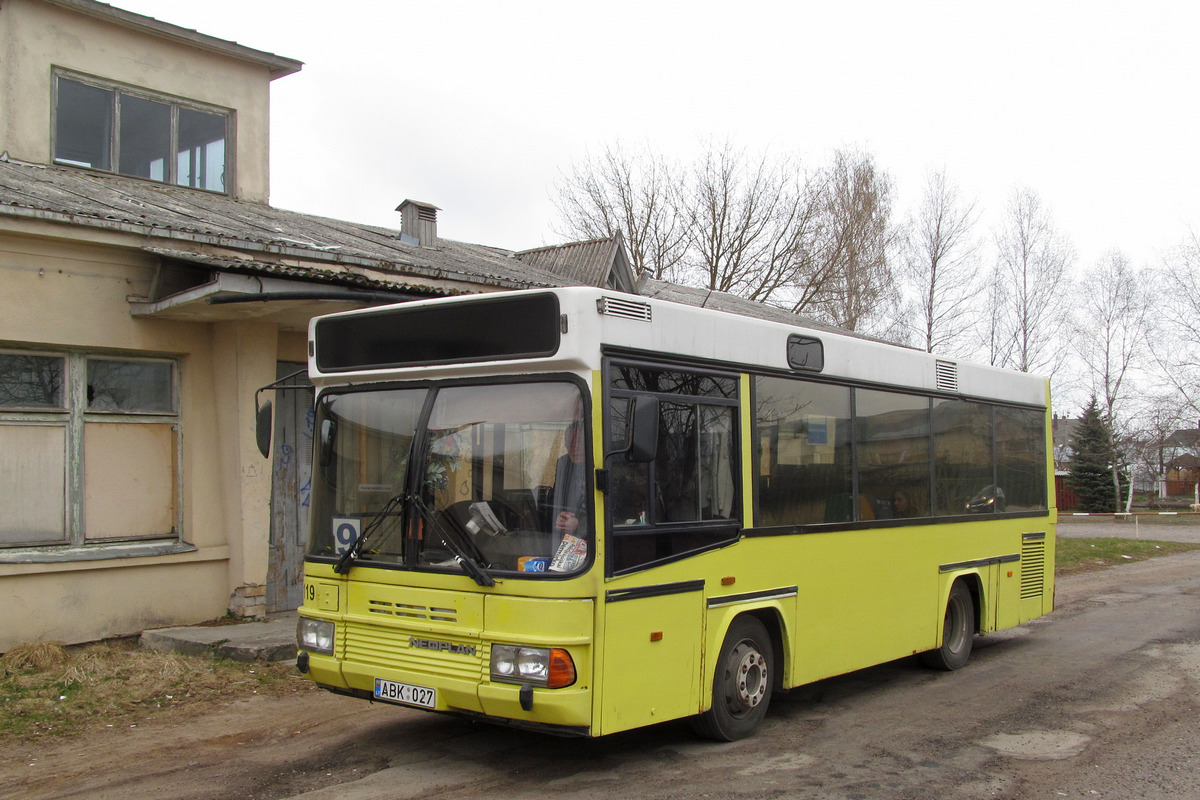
(1068, 397), (1117, 513)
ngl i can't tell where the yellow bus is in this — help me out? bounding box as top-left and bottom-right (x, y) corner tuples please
(278, 287), (1054, 740)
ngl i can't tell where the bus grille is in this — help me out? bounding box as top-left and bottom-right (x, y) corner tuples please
(367, 599), (460, 623)
(1020, 537), (1046, 599)
(343, 619), (485, 682)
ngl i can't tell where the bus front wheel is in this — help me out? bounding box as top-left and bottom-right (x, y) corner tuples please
(922, 581), (975, 671)
(691, 616), (774, 741)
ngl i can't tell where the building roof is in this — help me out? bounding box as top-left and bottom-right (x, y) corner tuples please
(42, 0), (303, 78)
(638, 278), (860, 338)
(0, 157), (579, 294)
(515, 233), (636, 293)
(0, 157), (867, 339)
(1166, 428), (1200, 449)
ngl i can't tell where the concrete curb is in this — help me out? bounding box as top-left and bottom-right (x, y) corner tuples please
(140, 613), (298, 663)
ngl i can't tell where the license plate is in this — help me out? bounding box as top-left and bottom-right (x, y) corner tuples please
(373, 678), (436, 709)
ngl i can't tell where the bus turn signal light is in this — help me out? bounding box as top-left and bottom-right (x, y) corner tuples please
(547, 648), (576, 688)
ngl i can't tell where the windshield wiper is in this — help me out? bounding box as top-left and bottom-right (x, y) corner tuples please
(334, 492), (406, 574)
(411, 496), (496, 587)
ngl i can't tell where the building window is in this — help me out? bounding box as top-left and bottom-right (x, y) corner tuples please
(53, 72), (230, 193)
(0, 350), (180, 548)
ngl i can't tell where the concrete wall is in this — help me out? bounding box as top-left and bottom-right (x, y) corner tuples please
(0, 223), (280, 650)
(0, 0), (276, 201)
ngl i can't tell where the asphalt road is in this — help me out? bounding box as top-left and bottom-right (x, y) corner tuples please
(1057, 513), (1200, 543)
(6, 533), (1200, 800)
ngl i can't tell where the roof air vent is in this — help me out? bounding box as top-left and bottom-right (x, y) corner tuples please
(396, 199), (440, 248)
(935, 360), (959, 393)
(596, 296), (652, 322)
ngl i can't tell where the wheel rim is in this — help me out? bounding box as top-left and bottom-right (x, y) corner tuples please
(945, 593), (970, 654)
(725, 640), (768, 715)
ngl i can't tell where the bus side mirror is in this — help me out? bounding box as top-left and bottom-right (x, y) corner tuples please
(625, 394), (659, 463)
(319, 417), (338, 468)
(255, 399), (273, 459)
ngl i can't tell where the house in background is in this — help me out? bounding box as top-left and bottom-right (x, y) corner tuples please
(1164, 426), (1200, 500)
(1051, 413), (1080, 511)
(0, 0), (643, 652)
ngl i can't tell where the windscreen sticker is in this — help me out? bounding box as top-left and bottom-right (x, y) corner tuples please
(332, 516), (360, 555)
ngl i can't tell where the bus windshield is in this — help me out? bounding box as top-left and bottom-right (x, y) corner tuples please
(308, 380), (590, 577)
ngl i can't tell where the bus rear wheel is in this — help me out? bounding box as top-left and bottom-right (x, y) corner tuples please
(921, 581), (974, 671)
(691, 616), (773, 741)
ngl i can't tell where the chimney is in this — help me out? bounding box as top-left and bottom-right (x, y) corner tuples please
(396, 199), (440, 248)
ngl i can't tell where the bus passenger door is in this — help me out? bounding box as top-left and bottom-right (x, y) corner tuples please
(598, 581), (704, 735)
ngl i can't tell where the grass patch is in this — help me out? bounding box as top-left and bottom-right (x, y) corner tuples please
(0, 638), (313, 742)
(1056, 536), (1200, 575)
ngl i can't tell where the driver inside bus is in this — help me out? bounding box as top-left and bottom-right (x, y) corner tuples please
(552, 421), (588, 539)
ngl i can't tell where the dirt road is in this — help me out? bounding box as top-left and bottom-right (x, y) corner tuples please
(5, 550), (1200, 800)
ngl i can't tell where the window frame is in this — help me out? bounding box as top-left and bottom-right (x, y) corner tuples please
(0, 348), (183, 553)
(51, 69), (234, 194)
(602, 357), (743, 576)
(750, 371), (1048, 535)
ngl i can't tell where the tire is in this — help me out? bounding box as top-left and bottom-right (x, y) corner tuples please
(921, 581), (975, 671)
(691, 616), (774, 741)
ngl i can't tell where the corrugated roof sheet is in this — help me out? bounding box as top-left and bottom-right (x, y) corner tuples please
(0, 158), (866, 340)
(514, 237), (620, 287)
(0, 158), (579, 293)
(638, 278), (859, 338)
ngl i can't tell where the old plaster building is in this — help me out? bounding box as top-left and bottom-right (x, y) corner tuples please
(0, 0), (843, 653)
(0, 0), (649, 651)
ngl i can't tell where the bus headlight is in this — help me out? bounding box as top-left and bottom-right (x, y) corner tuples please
(490, 644), (576, 688)
(297, 617), (335, 655)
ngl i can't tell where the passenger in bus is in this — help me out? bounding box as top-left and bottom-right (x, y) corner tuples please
(552, 421), (588, 539)
(891, 489), (916, 518)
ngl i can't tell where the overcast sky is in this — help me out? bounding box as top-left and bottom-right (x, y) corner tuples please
(117, 1), (1200, 272)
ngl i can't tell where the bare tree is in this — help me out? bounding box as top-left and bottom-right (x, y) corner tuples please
(551, 142), (688, 282)
(808, 148), (899, 335)
(679, 142), (823, 305)
(989, 188), (1074, 375)
(903, 168), (981, 354)
(1129, 393), (1188, 502)
(1152, 229), (1200, 418)
(975, 259), (1013, 367)
(1070, 251), (1151, 508)
(1072, 250), (1149, 423)
(552, 142), (902, 337)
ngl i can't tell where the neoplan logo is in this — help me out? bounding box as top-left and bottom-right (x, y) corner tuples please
(409, 636), (477, 656)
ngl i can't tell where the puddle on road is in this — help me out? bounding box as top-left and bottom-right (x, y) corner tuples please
(978, 730), (1091, 760)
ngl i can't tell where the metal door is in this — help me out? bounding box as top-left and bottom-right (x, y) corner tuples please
(266, 362), (314, 612)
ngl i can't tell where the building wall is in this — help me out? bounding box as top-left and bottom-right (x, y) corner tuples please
(0, 0), (274, 201)
(0, 223), (280, 650)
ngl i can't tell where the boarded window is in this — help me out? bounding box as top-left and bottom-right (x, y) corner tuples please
(0, 425), (67, 545)
(84, 423), (176, 539)
(0, 350), (179, 549)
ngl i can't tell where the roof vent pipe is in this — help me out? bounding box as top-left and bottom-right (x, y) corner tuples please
(396, 199), (440, 248)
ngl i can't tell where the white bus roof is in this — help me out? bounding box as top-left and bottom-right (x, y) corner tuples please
(308, 287), (1048, 408)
